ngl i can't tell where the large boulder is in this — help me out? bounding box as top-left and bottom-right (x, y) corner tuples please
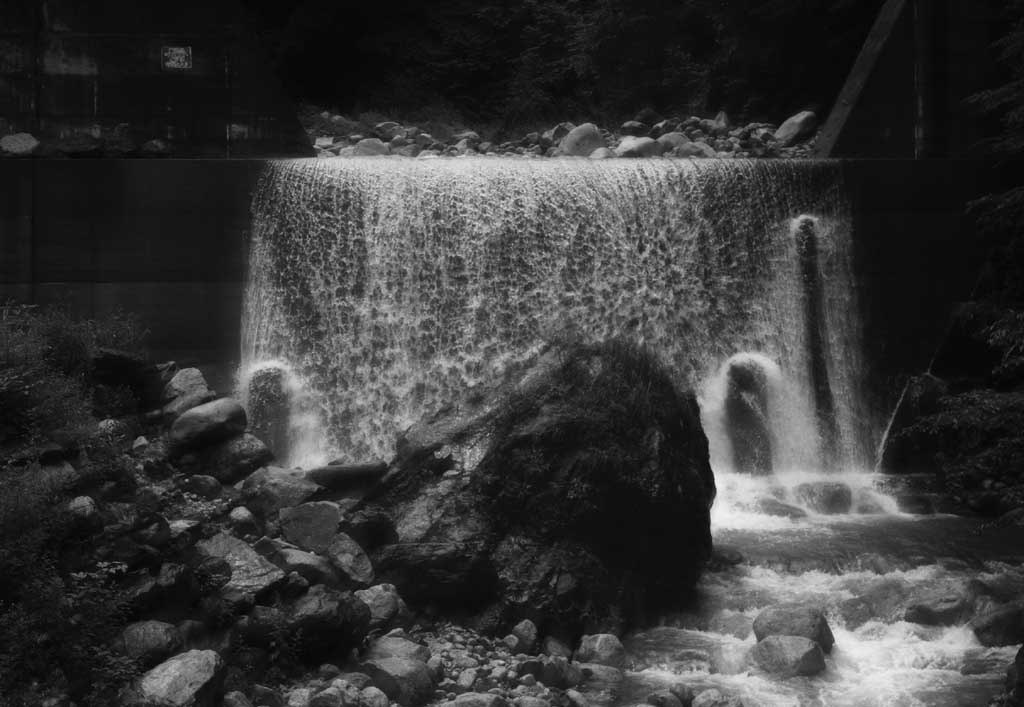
(201, 434), (273, 483)
(241, 466), (324, 517)
(793, 482), (852, 515)
(352, 138), (390, 156)
(365, 636), (431, 663)
(162, 368), (216, 420)
(971, 601), (1024, 646)
(119, 621), (182, 668)
(355, 583), (412, 629)
(367, 340), (715, 633)
(722, 355), (774, 475)
(286, 584), (371, 663)
(613, 136), (664, 158)
(574, 634), (625, 669)
(196, 531), (285, 597)
(749, 635), (826, 677)
(245, 365), (291, 461)
(558, 124), (606, 157)
(281, 501), (344, 551)
(129, 649), (225, 707)
(773, 111), (817, 147)
(361, 657), (435, 706)
(169, 398), (247, 452)
(752, 604), (834, 653)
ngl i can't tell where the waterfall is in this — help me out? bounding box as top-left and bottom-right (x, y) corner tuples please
(240, 157), (871, 471)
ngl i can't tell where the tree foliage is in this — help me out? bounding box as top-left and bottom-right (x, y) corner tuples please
(241, 0), (882, 127)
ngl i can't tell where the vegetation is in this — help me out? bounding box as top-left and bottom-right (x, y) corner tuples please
(0, 305), (148, 705)
(241, 0), (882, 131)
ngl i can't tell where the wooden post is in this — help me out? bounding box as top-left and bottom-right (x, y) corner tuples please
(815, 0), (909, 157)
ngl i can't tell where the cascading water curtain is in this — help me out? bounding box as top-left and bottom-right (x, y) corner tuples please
(240, 157), (870, 469)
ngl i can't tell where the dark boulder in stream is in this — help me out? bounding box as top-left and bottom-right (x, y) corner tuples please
(363, 340), (716, 634)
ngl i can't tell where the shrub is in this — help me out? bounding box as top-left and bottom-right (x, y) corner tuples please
(0, 305), (148, 704)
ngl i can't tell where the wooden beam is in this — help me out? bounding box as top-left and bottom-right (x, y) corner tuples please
(815, 0), (909, 157)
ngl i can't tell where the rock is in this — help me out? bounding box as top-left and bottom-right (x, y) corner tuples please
(287, 688), (315, 707)
(543, 635), (573, 658)
(588, 147), (615, 159)
(310, 687), (345, 707)
(287, 584), (371, 662)
(162, 368), (216, 419)
(307, 462), (388, 491)
(558, 124), (606, 157)
(538, 656), (582, 689)
(236, 605), (287, 648)
(273, 546), (342, 586)
(904, 586), (972, 626)
(0, 132), (39, 156)
(752, 603), (834, 653)
(370, 341), (714, 631)
(971, 601), (1024, 646)
(352, 138), (390, 156)
(453, 131), (482, 145)
(241, 466), (324, 517)
(774, 111), (817, 147)
(509, 619), (538, 653)
(749, 635), (825, 677)
(575, 634), (625, 669)
(327, 532), (375, 586)
(361, 686), (390, 707)
(132, 650), (225, 707)
(196, 532), (285, 597)
(852, 488), (888, 514)
(202, 434), (274, 483)
(119, 621), (182, 668)
(691, 689), (742, 707)
(185, 474), (222, 499)
(576, 662), (623, 699)
(645, 691), (679, 707)
(341, 509), (398, 551)
(361, 657), (435, 706)
(455, 694), (507, 707)
(613, 136), (664, 158)
(793, 482), (853, 514)
(753, 497), (807, 519)
(253, 684), (286, 707)
(723, 354), (774, 475)
(542, 122), (575, 145)
(229, 506), (261, 536)
(246, 366), (291, 459)
(620, 121), (648, 136)
(375, 122), (405, 140)
(169, 398), (247, 452)
(281, 502), (343, 551)
(355, 583), (410, 629)
(671, 142), (716, 158)
(66, 495), (101, 528)
(366, 636), (431, 663)
(655, 132), (691, 151)
(224, 692), (255, 707)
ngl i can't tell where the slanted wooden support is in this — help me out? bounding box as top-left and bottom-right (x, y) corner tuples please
(815, 0), (909, 158)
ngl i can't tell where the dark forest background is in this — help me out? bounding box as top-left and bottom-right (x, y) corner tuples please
(238, 0), (884, 129)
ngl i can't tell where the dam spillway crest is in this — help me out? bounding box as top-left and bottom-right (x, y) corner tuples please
(241, 157), (869, 473)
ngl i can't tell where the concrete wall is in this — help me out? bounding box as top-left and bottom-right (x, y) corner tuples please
(829, 0), (1004, 158)
(0, 158), (1002, 409)
(844, 160), (1003, 417)
(0, 0), (310, 157)
(0, 159), (264, 364)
